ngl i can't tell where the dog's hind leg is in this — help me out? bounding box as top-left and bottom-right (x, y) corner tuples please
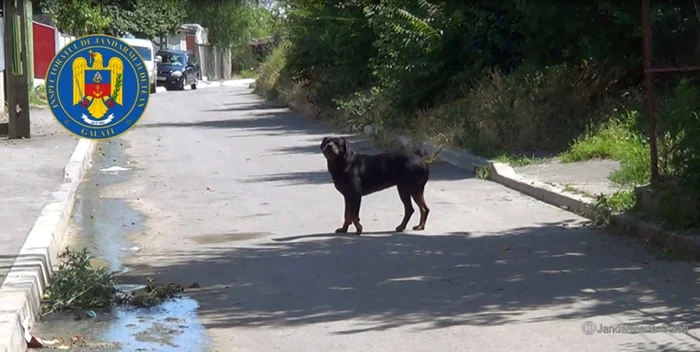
(395, 185), (415, 232)
(411, 187), (429, 231)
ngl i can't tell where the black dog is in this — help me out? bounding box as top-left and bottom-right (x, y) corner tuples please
(320, 136), (430, 235)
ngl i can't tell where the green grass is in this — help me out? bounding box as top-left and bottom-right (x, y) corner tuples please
(559, 110), (650, 186)
(562, 185), (595, 198)
(494, 154), (545, 167)
(238, 69), (258, 79)
(592, 190), (636, 225)
(475, 164), (490, 179)
(29, 84), (48, 107)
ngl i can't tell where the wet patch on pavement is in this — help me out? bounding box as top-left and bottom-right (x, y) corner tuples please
(68, 139), (144, 274)
(34, 138), (210, 351)
(33, 297), (209, 351)
(188, 231), (274, 244)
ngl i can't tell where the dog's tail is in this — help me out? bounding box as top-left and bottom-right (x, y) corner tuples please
(419, 145), (443, 164)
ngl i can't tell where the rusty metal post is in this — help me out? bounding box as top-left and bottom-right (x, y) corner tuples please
(642, 0), (660, 184)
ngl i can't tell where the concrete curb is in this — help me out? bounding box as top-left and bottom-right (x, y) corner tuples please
(384, 131), (700, 261)
(0, 138), (97, 352)
(484, 162), (597, 219)
(482, 162), (699, 260)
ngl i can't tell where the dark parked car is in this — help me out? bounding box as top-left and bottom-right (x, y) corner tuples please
(156, 49), (201, 90)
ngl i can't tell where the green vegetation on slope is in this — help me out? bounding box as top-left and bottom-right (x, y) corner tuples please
(560, 110), (650, 186)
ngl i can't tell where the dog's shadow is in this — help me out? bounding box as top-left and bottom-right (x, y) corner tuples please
(272, 231), (402, 242)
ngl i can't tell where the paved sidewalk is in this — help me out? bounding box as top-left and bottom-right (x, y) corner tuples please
(0, 108), (79, 286)
(514, 159), (624, 198)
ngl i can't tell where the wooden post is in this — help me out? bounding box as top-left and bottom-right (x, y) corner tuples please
(3, 0), (31, 139)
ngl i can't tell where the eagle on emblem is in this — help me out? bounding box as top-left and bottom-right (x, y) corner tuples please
(72, 50), (124, 119)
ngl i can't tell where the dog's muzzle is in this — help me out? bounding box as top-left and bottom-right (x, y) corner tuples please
(323, 144), (339, 156)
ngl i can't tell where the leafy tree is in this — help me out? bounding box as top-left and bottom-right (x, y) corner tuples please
(106, 0), (186, 39)
(283, 0), (378, 104)
(34, 0), (111, 36)
(185, 0), (278, 48)
(34, 0), (185, 39)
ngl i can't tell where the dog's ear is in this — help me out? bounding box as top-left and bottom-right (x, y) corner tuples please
(321, 137), (331, 149)
(338, 137), (354, 159)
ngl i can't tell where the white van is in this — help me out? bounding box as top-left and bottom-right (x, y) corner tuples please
(120, 37), (162, 94)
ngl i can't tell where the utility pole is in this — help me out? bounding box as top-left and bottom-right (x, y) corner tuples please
(3, 0), (31, 139)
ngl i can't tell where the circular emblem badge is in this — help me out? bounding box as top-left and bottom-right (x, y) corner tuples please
(45, 34), (150, 140)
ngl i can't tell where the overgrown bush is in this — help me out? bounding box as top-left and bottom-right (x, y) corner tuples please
(255, 0), (700, 208)
(250, 0), (700, 232)
(231, 45), (262, 76)
(255, 41), (291, 100)
(454, 62), (629, 153)
(43, 248), (188, 316)
(44, 248), (118, 314)
(658, 78), (700, 190)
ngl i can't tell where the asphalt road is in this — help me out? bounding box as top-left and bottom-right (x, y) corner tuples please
(71, 83), (700, 351)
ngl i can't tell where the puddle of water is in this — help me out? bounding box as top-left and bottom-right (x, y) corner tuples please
(71, 194), (143, 273)
(34, 297), (209, 352)
(189, 231), (273, 244)
(100, 166), (132, 172)
(38, 140), (212, 351)
(105, 297), (209, 351)
(70, 139), (144, 274)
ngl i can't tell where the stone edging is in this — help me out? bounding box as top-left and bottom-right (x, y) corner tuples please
(0, 139), (97, 352)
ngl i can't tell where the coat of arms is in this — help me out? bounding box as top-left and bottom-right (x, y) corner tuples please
(72, 50), (124, 125)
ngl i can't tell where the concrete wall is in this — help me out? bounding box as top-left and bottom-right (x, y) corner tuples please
(165, 33), (186, 51)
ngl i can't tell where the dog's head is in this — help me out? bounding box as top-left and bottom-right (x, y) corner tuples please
(320, 136), (352, 162)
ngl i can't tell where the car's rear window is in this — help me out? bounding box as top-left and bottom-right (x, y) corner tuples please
(158, 53), (186, 66)
(132, 46), (153, 61)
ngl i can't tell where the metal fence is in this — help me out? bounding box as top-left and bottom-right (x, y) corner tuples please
(641, 0), (700, 184)
(194, 44), (232, 81)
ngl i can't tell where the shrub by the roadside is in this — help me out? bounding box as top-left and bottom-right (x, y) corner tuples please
(453, 63), (628, 154)
(657, 78), (700, 190)
(30, 84), (48, 107)
(255, 41), (290, 100)
(43, 248), (118, 314)
(43, 248), (187, 316)
(652, 79), (700, 230)
(256, 42), (332, 121)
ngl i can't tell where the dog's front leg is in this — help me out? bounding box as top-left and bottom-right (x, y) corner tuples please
(348, 195), (363, 235)
(335, 196), (353, 233)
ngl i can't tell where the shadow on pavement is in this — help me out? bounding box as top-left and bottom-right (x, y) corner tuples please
(138, 106), (472, 181)
(136, 110), (329, 137)
(121, 221), (700, 352)
(201, 103), (282, 112)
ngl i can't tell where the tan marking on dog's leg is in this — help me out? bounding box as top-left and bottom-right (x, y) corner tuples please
(412, 192), (429, 231)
